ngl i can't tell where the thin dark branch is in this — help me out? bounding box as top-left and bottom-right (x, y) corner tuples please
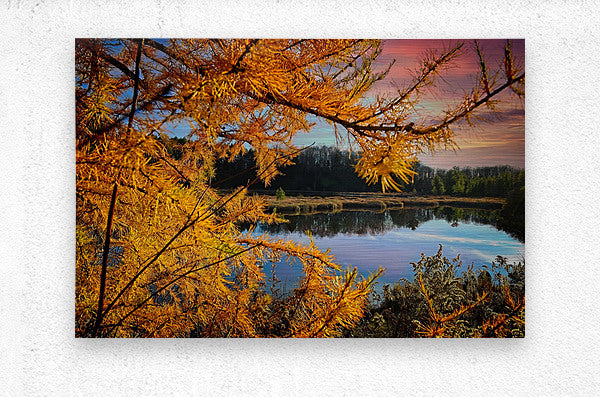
(127, 39), (144, 133)
(474, 40), (490, 95)
(106, 243), (261, 335)
(287, 39), (363, 74)
(79, 39), (146, 90)
(91, 182), (118, 337)
(157, 153), (192, 185)
(248, 71), (524, 137)
(310, 270), (356, 337)
(282, 39), (307, 52)
(247, 90), (354, 131)
(89, 40), (144, 336)
(353, 43), (464, 124)
(145, 39), (200, 74)
(101, 184), (211, 319)
(100, 146), (310, 332)
(229, 39), (259, 73)
(104, 53), (136, 80)
(430, 72), (525, 132)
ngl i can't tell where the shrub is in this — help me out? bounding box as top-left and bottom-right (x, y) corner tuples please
(276, 187), (286, 201)
(346, 245), (525, 338)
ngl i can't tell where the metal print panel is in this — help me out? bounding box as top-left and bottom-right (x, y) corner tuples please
(76, 39), (524, 338)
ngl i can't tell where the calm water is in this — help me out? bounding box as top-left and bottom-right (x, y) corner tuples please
(247, 207), (524, 290)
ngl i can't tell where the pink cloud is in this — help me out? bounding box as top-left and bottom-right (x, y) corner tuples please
(379, 39), (524, 85)
(378, 39), (525, 169)
(296, 39), (525, 169)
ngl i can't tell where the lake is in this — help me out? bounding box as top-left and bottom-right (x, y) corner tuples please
(248, 207), (524, 291)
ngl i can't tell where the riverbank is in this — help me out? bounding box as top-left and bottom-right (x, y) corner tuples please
(261, 192), (506, 214)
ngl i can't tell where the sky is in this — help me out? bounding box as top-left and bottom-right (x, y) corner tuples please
(292, 39), (525, 169)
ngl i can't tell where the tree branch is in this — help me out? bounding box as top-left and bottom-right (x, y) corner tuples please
(247, 71), (524, 138)
(90, 39), (144, 337)
(127, 39), (144, 132)
(353, 43), (464, 124)
(91, 182), (118, 337)
(106, 243), (261, 336)
(229, 39), (259, 73)
(145, 39), (201, 75)
(99, 146), (310, 329)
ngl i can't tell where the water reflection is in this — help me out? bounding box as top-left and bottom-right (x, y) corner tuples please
(258, 207), (501, 238)
(244, 207), (524, 291)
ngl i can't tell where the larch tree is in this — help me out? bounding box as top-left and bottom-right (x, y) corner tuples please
(75, 39), (524, 337)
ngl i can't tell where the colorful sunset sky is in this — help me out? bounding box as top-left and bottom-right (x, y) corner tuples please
(293, 39), (525, 169)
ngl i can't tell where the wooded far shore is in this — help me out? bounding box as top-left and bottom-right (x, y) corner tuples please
(255, 192), (506, 214)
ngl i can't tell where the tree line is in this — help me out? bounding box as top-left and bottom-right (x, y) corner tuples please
(215, 145), (525, 198)
(214, 145), (376, 192)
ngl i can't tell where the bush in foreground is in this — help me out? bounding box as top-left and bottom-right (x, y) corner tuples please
(346, 245), (525, 338)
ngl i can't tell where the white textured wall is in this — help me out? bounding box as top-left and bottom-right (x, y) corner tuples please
(1, 1), (599, 395)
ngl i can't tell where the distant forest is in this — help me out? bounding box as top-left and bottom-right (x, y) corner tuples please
(214, 145), (525, 198)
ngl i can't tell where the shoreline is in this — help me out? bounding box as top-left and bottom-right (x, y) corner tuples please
(260, 193), (506, 214)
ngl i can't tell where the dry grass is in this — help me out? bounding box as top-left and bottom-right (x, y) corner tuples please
(261, 192), (505, 214)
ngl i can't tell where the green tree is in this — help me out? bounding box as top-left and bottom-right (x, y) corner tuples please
(451, 169), (467, 196)
(431, 174), (446, 195)
(275, 187), (286, 201)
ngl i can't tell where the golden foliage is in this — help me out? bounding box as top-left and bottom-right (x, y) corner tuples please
(478, 284), (525, 338)
(76, 39), (524, 337)
(415, 274), (489, 338)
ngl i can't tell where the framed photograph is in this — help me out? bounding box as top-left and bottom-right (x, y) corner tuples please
(76, 38), (524, 338)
